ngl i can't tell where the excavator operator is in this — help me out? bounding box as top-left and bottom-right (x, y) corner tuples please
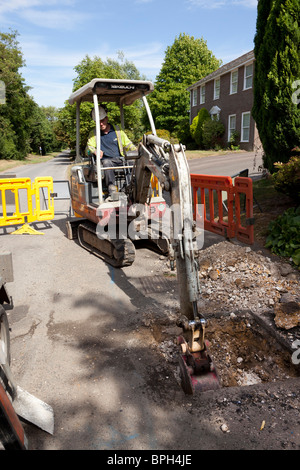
(85, 106), (136, 195)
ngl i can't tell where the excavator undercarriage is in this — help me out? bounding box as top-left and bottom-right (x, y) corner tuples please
(77, 220), (136, 268)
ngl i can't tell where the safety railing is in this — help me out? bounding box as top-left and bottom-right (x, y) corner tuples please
(191, 174), (254, 244)
(0, 177), (54, 227)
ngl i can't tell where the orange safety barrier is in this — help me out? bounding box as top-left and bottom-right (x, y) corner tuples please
(191, 174), (254, 245)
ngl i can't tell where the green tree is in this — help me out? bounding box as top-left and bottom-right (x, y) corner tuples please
(27, 102), (61, 154)
(0, 30), (63, 159)
(147, 33), (221, 142)
(252, 0), (300, 172)
(40, 106), (63, 152)
(59, 53), (147, 152)
(0, 30), (30, 159)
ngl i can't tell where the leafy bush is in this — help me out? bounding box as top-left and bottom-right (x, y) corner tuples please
(229, 130), (240, 150)
(265, 206), (300, 267)
(190, 108), (210, 147)
(272, 156), (300, 203)
(156, 129), (172, 142)
(202, 119), (225, 149)
(145, 129), (178, 144)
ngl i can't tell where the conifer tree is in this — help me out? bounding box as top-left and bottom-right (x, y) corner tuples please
(252, 0), (300, 171)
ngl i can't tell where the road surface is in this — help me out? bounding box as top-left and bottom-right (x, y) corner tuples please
(0, 151), (299, 452)
(188, 151), (263, 178)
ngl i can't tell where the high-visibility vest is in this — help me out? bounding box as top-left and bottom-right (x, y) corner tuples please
(86, 124), (136, 157)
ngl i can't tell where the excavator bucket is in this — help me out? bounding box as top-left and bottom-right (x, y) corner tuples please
(0, 355), (54, 435)
(178, 346), (220, 395)
(178, 335), (220, 395)
(0, 307), (54, 436)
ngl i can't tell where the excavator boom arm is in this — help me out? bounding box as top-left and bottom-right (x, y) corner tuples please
(133, 134), (201, 321)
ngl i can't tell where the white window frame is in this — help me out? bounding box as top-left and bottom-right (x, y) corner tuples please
(228, 114), (236, 141)
(209, 106), (221, 121)
(214, 78), (220, 100)
(230, 70), (238, 94)
(200, 85), (205, 104)
(192, 88), (197, 107)
(241, 111), (251, 142)
(244, 63), (253, 90)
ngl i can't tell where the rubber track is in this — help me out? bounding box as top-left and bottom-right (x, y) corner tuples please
(78, 221), (135, 267)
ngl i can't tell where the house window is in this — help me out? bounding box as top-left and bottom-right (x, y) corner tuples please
(210, 106), (221, 121)
(230, 70), (238, 94)
(244, 63), (253, 90)
(214, 78), (220, 100)
(241, 112), (250, 142)
(200, 85), (205, 104)
(228, 114), (236, 141)
(192, 88), (197, 107)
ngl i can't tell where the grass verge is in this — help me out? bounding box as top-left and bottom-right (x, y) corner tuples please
(0, 152), (61, 174)
(185, 149), (244, 159)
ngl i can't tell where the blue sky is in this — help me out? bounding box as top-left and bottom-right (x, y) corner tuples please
(0, 0), (258, 109)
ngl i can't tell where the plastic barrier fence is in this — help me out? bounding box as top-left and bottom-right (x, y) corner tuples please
(0, 177), (54, 227)
(191, 174), (254, 245)
(151, 175), (163, 198)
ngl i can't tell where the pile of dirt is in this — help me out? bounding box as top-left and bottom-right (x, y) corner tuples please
(196, 241), (299, 321)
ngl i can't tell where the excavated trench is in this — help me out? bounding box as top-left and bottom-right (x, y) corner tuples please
(205, 313), (300, 388)
(142, 241), (300, 392)
(149, 311), (300, 393)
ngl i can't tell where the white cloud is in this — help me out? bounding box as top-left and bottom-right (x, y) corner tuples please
(0, 1), (41, 14)
(233, 0), (257, 6)
(18, 36), (164, 106)
(0, 0), (88, 29)
(27, 77), (74, 108)
(0, 0), (71, 14)
(20, 8), (90, 30)
(186, 0), (257, 8)
(20, 39), (83, 67)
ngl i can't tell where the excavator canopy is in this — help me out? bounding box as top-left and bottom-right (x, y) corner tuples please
(68, 78), (154, 106)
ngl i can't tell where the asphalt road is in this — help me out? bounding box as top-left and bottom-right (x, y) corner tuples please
(188, 151), (263, 178)
(1, 151), (299, 452)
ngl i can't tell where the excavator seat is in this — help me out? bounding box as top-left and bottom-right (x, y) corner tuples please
(83, 155), (132, 191)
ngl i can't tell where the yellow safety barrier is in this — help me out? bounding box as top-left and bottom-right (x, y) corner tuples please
(150, 174), (162, 198)
(0, 177), (54, 234)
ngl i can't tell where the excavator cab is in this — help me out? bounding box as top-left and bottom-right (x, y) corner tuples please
(66, 78), (168, 266)
(68, 79), (156, 203)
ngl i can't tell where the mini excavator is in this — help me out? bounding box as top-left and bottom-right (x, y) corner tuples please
(66, 78), (220, 394)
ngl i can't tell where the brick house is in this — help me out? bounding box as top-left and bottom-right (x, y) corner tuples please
(187, 50), (261, 151)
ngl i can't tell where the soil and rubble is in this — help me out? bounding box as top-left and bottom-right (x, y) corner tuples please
(140, 241), (300, 390)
